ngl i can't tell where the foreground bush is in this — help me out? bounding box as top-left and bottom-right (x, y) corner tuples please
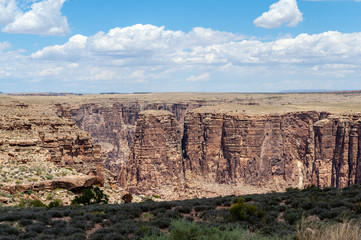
(0, 184), (360, 239)
(143, 219), (278, 240)
(18, 199), (47, 208)
(229, 197), (265, 222)
(71, 186), (109, 205)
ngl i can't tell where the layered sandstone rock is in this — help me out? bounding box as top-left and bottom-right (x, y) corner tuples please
(3, 95), (361, 201)
(182, 111), (322, 191)
(69, 101), (204, 174)
(120, 110), (361, 199)
(310, 115), (361, 188)
(0, 103), (103, 182)
(119, 110), (183, 199)
(70, 102), (139, 173)
(2, 175), (98, 194)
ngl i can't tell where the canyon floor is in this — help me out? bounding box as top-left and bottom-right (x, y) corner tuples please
(1, 91), (361, 205)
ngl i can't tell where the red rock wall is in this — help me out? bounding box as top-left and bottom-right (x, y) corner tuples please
(310, 116), (361, 188)
(119, 110), (183, 199)
(0, 105), (103, 183)
(182, 111), (321, 191)
(65, 100), (361, 199)
(121, 110), (361, 199)
(69, 101), (204, 174)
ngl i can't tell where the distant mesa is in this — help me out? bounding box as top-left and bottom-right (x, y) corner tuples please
(132, 92), (151, 94)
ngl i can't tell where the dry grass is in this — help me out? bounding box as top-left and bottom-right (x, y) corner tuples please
(296, 218), (361, 240)
(3, 92), (361, 115)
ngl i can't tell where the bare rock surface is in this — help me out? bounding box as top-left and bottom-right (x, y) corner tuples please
(3, 93), (361, 201)
(1, 175), (98, 194)
(0, 101), (103, 181)
(119, 110), (184, 199)
(121, 109), (361, 199)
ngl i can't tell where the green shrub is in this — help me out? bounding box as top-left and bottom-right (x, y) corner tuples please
(19, 218), (33, 226)
(286, 187), (301, 192)
(284, 208), (303, 225)
(244, 196), (253, 202)
(153, 217), (171, 229)
(301, 201), (315, 210)
(18, 199), (47, 208)
(303, 184), (321, 192)
(200, 209), (229, 222)
(177, 205), (192, 214)
(229, 197), (264, 222)
(355, 202), (361, 214)
(277, 205), (287, 212)
(48, 199), (63, 208)
(71, 186), (109, 205)
(265, 211), (278, 223)
(144, 219), (276, 240)
(0, 223), (22, 236)
(194, 204), (215, 212)
(26, 222), (47, 233)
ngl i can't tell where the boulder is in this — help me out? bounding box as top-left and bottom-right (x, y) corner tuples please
(1, 175), (98, 194)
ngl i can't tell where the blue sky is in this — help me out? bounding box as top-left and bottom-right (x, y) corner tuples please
(0, 0), (361, 93)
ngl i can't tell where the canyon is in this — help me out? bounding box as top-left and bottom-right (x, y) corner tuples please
(1, 93), (361, 201)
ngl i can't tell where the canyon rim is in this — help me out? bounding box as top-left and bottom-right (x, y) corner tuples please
(1, 92), (361, 202)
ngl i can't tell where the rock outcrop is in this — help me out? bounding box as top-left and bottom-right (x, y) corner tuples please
(1, 175), (98, 194)
(121, 110), (361, 199)
(182, 111), (322, 192)
(69, 101), (204, 174)
(3, 95), (361, 201)
(119, 110), (183, 199)
(0, 103), (103, 182)
(310, 115), (361, 188)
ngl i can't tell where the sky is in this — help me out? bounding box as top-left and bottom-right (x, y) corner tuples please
(0, 0), (361, 93)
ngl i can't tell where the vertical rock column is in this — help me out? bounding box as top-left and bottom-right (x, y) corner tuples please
(312, 117), (351, 188)
(119, 110), (183, 198)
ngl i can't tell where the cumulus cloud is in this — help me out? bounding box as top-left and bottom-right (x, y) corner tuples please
(32, 24), (244, 64)
(0, 0), (21, 25)
(86, 24), (242, 56)
(2, 0), (69, 36)
(31, 34), (87, 60)
(31, 25), (361, 69)
(254, 0), (303, 29)
(3, 24), (361, 92)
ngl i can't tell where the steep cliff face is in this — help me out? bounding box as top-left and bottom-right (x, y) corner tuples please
(310, 115), (361, 188)
(119, 110), (183, 199)
(182, 111), (322, 190)
(69, 101), (204, 174)
(0, 103), (103, 182)
(70, 102), (138, 173)
(121, 110), (361, 199)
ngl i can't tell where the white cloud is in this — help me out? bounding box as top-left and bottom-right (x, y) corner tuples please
(32, 24), (244, 65)
(254, 0), (303, 29)
(85, 24), (242, 56)
(186, 73), (210, 82)
(30, 25), (361, 73)
(31, 34), (87, 60)
(37, 66), (63, 77)
(2, 0), (69, 36)
(3, 24), (361, 92)
(0, 0), (21, 25)
(0, 41), (11, 51)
